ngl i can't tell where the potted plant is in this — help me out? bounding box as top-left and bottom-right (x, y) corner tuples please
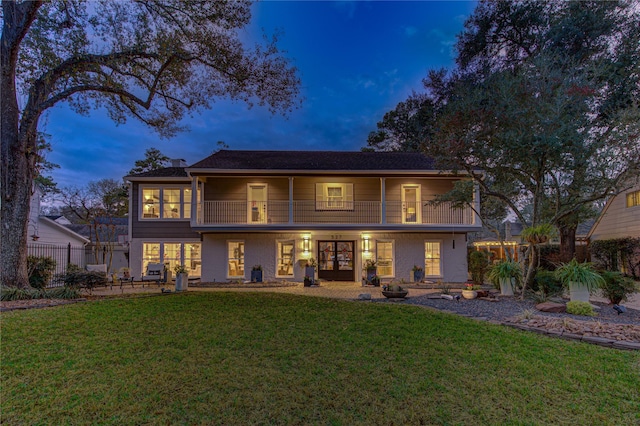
(174, 264), (189, 292)
(303, 275), (313, 287)
(412, 265), (424, 283)
(555, 258), (604, 302)
(364, 259), (377, 283)
(251, 265), (263, 283)
(487, 260), (522, 296)
(461, 282), (480, 299)
(382, 282), (408, 298)
(304, 258), (316, 285)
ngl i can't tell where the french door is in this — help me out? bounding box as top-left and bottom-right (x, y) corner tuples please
(248, 184), (267, 223)
(317, 241), (355, 281)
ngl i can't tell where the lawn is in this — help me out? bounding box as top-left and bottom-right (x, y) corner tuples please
(2, 292), (639, 425)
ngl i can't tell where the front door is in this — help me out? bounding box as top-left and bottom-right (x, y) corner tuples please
(318, 241), (355, 281)
(248, 184), (267, 223)
(402, 184), (421, 224)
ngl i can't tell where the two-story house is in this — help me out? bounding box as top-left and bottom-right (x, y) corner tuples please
(125, 150), (481, 283)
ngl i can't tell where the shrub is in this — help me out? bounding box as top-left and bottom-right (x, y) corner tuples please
(566, 301), (596, 317)
(468, 251), (489, 284)
(46, 286), (82, 299)
(0, 287), (39, 301)
(56, 270), (107, 291)
(27, 256), (57, 289)
(599, 271), (638, 305)
(532, 269), (564, 297)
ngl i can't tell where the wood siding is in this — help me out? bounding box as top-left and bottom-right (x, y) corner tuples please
(591, 186), (640, 240)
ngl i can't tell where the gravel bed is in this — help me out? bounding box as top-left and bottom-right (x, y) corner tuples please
(379, 294), (640, 326)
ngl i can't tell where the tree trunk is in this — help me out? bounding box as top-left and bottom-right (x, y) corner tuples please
(521, 244), (537, 300)
(559, 225), (577, 263)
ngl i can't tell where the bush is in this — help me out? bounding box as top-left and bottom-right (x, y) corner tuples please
(0, 287), (40, 301)
(599, 271), (638, 305)
(468, 251), (489, 284)
(27, 256), (57, 289)
(46, 286), (82, 299)
(566, 301), (596, 316)
(532, 269), (564, 297)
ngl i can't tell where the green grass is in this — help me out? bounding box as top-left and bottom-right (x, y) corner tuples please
(2, 292), (639, 425)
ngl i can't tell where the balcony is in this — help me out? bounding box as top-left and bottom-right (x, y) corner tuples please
(195, 200), (477, 228)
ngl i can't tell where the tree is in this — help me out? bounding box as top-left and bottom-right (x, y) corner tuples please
(59, 179), (129, 271)
(1, 1), (300, 288)
(128, 148), (170, 175)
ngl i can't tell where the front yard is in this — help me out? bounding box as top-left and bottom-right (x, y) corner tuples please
(2, 292), (639, 425)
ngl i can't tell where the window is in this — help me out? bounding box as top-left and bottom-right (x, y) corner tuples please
(424, 241), (442, 277)
(376, 240), (394, 277)
(315, 183), (354, 211)
(626, 190), (640, 208)
(276, 240), (295, 277)
(142, 242), (201, 277)
(228, 241), (245, 278)
(140, 186), (194, 219)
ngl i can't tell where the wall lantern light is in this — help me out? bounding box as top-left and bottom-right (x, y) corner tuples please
(363, 236), (370, 254)
(302, 235), (310, 255)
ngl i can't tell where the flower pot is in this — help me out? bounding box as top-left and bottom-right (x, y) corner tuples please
(175, 273), (189, 292)
(382, 290), (408, 299)
(251, 270), (263, 283)
(461, 290), (477, 299)
(305, 266), (315, 284)
(413, 270), (424, 282)
(569, 281), (591, 302)
(499, 277), (514, 296)
(304, 278), (312, 287)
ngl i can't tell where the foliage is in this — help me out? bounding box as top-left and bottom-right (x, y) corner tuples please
(26, 256), (57, 289)
(2, 293), (640, 424)
(486, 260), (522, 288)
(411, 265), (423, 272)
(522, 224), (556, 246)
(566, 301), (596, 317)
(174, 264), (188, 274)
(468, 250), (489, 284)
(599, 271), (638, 305)
(0, 286), (79, 301)
(554, 259), (604, 292)
(1, 0), (300, 288)
(364, 259), (377, 269)
(128, 147), (170, 175)
(56, 271), (108, 291)
(305, 258), (317, 268)
(590, 237), (640, 279)
(531, 269), (564, 298)
(252, 265), (263, 271)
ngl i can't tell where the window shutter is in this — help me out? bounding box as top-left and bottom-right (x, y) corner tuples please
(315, 183), (324, 210)
(345, 183), (354, 210)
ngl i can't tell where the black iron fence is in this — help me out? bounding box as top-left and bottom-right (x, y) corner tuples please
(27, 243), (86, 287)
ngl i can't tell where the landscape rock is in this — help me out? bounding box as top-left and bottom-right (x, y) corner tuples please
(358, 293), (371, 300)
(536, 302), (566, 313)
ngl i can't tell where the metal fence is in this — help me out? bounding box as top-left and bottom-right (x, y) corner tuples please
(27, 243), (86, 287)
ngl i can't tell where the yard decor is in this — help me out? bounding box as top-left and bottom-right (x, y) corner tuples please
(411, 265), (424, 283)
(487, 260), (522, 296)
(251, 265), (263, 283)
(174, 264), (189, 291)
(555, 258), (604, 302)
(382, 282), (408, 298)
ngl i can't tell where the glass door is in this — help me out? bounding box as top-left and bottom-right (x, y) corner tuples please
(248, 184), (267, 223)
(318, 241), (354, 281)
(401, 185), (421, 224)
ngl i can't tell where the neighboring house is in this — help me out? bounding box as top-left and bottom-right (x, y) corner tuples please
(66, 217), (130, 272)
(588, 185), (640, 241)
(125, 151), (482, 283)
(28, 186), (89, 275)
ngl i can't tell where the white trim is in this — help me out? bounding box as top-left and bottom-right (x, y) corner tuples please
(139, 185), (192, 221)
(401, 184), (422, 224)
(247, 183), (268, 224)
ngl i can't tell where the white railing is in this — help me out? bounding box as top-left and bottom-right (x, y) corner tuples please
(199, 200), (474, 226)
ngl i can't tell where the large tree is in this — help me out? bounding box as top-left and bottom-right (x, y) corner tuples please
(1, 1), (300, 288)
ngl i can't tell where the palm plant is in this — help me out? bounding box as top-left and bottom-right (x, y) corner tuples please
(521, 223), (556, 299)
(487, 260), (522, 296)
(554, 258), (603, 302)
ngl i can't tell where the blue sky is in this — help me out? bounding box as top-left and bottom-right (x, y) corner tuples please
(45, 1), (476, 188)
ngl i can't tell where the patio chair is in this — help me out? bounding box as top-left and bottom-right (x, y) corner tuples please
(141, 263), (164, 287)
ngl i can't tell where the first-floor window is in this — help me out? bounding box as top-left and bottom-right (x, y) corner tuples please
(228, 241), (245, 278)
(376, 240), (394, 277)
(424, 241), (442, 277)
(276, 240), (295, 277)
(142, 242), (201, 276)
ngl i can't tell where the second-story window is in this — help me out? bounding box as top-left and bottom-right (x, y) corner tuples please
(316, 183), (354, 210)
(626, 190), (640, 208)
(141, 187), (192, 219)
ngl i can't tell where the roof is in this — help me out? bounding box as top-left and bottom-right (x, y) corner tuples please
(125, 167), (189, 179)
(189, 150), (438, 171)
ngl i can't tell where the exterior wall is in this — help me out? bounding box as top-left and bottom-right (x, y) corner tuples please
(590, 186), (640, 240)
(129, 237), (202, 279)
(385, 178), (456, 201)
(131, 182), (200, 239)
(204, 177), (290, 201)
(200, 231), (468, 283)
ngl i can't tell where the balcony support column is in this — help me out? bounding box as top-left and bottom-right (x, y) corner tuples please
(192, 177), (199, 225)
(288, 177), (294, 224)
(381, 177), (386, 224)
(473, 182), (480, 225)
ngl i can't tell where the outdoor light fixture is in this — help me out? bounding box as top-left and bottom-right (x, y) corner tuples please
(302, 235), (310, 255)
(363, 236), (370, 254)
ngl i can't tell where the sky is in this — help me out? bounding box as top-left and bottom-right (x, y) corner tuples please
(44, 1), (477, 188)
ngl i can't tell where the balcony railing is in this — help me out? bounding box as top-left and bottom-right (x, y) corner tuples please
(197, 200), (475, 226)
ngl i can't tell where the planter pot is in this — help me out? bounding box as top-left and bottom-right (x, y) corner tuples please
(304, 278), (312, 287)
(251, 270), (263, 283)
(461, 290), (477, 299)
(499, 277), (514, 296)
(305, 266), (316, 284)
(569, 282), (591, 302)
(382, 290), (408, 299)
(413, 270), (424, 282)
(175, 273), (189, 292)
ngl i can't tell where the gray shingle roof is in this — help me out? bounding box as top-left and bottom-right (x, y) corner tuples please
(125, 167), (188, 178)
(189, 150), (437, 171)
